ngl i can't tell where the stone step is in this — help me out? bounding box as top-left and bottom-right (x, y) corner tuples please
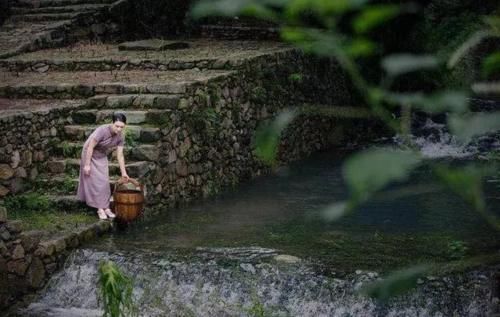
(54, 142), (160, 161)
(0, 70), (201, 98)
(15, 0), (116, 8)
(71, 109), (172, 125)
(47, 195), (93, 212)
(12, 3), (109, 14)
(86, 94), (181, 109)
(47, 158), (155, 178)
(10, 12), (87, 22)
(36, 174), (124, 195)
(64, 124), (161, 143)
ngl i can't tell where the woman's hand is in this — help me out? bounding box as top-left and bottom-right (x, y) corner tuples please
(121, 172), (129, 182)
(84, 165), (91, 176)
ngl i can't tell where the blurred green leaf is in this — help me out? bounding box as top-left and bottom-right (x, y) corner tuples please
(344, 38), (377, 58)
(191, 0), (286, 19)
(352, 4), (400, 34)
(344, 148), (422, 203)
(281, 27), (342, 57)
(285, 0), (369, 21)
(254, 110), (297, 164)
(448, 30), (493, 69)
(382, 54), (439, 77)
(385, 91), (468, 113)
(482, 52), (500, 77)
(361, 264), (430, 302)
(484, 15), (500, 33)
(449, 112), (500, 142)
(321, 201), (351, 222)
(434, 165), (485, 212)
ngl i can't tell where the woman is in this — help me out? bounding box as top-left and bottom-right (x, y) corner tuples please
(77, 113), (129, 220)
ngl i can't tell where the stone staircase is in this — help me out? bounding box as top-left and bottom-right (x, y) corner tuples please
(0, 0), (119, 58)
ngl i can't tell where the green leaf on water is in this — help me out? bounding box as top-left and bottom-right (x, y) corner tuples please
(352, 4), (400, 34)
(343, 148), (422, 203)
(254, 110), (297, 164)
(360, 264), (430, 302)
(382, 54), (439, 77)
(482, 52), (500, 77)
(385, 91), (468, 114)
(449, 112), (500, 142)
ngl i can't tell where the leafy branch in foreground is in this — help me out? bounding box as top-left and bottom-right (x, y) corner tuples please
(98, 261), (137, 317)
(192, 0), (500, 300)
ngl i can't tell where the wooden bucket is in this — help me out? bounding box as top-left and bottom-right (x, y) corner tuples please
(113, 178), (144, 224)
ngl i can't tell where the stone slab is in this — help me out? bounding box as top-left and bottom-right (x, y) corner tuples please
(118, 39), (190, 51)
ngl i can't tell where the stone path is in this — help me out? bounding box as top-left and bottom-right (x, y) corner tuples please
(0, 0), (117, 58)
(0, 39), (295, 210)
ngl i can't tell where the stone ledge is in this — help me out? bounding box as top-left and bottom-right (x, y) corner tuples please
(0, 218), (114, 309)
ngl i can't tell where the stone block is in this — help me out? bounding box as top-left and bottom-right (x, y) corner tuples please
(140, 128), (160, 143)
(47, 161), (66, 174)
(11, 244), (24, 260)
(9, 177), (25, 194)
(0, 164), (14, 180)
(53, 238), (66, 253)
(6, 221), (22, 234)
(7, 259), (28, 276)
(132, 146), (159, 161)
(118, 39), (189, 51)
(0, 185), (9, 198)
(0, 207), (6, 223)
(10, 151), (20, 169)
(20, 231), (43, 252)
(26, 257), (45, 289)
(0, 227), (11, 241)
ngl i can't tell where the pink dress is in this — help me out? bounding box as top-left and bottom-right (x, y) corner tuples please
(77, 125), (124, 209)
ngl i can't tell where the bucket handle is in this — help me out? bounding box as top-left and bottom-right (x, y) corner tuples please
(114, 177), (144, 193)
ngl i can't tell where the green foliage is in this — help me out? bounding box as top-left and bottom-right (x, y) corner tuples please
(360, 264), (430, 302)
(381, 54), (439, 78)
(254, 110), (296, 164)
(343, 148), (421, 204)
(123, 127), (137, 148)
(5, 192), (52, 213)
(98, 261), (137, 317)
(449, 112), (500, 142)
(384, 91), (469, 114)
(434, 165), (486, 213)
(352, 4), (400, 34)
(288, 72), (303, 83)
(447, 240), (469, 260)
(482, 52), (500, 77)
(246, 297), (267, 317)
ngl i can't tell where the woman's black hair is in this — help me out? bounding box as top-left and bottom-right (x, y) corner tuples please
(112, 112), (127, 124)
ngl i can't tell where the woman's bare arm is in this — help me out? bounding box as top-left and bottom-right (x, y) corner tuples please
(83, 138), (97, 175)
(116, 146), (128, 179)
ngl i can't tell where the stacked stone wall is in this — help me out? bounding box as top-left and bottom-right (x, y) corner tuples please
(0, 108), (76, 198)
(0, 211), (112, 309)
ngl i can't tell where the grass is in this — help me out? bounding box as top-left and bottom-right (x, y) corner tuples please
(9, 210), (95, 233)
(4, 192), (95, 234)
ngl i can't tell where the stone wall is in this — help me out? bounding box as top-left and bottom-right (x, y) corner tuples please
(0, 210), (113, 309)
(141, 52), (365, 208)
(0, 107), (77, 199)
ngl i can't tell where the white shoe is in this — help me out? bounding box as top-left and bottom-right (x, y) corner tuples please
(104, 208), (116, 219)
(97, 209), (107, 220)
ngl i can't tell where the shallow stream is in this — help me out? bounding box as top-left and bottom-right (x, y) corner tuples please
(15, 118), (500, 316)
